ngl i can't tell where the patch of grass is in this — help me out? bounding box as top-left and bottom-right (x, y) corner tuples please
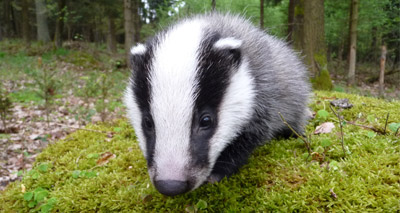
(9, 89), (42, 104)
(1, 91), (399, 211)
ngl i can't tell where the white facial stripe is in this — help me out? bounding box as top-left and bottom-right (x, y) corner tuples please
(213, 37), (242, 49)
(124, 85), (147, 157)
(150, 20), (205, 181)
(208, 60), (255, 167)
(130, 44), (146, 55)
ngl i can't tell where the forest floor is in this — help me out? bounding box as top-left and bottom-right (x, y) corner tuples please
(0, 39), (399, 191)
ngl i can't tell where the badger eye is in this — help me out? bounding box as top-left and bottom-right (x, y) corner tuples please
(144, 117), (154, 130)
(199, 115), (213, 129)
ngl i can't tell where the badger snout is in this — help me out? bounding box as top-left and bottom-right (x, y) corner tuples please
(154, 180), (190, 196)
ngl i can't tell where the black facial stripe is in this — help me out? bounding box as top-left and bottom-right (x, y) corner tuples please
(189, 31), (242, 168)
(130, 38), (158, 167)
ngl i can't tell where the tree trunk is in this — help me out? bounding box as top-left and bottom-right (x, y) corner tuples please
(260, 0), (264, 29)
(2, 0), (12, 38)
(124, 0), (135, 65)
(347, 0), (358, 86)
(107, 17), (117, 53)
(54, 0), (66, 48)
(21, 0), (30, 43)
(132, 0), (141, 43)
(290, 0), (332, 90)
(35, 0), (50, 42)
(211, 0), (216, 11)
(291, 0), (304, 50)
(379, 45), (387, 97)
(287, 0), (295, 42)
(303, 0), (326, 77)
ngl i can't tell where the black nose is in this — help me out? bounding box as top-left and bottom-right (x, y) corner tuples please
(154, 180), (190, 196)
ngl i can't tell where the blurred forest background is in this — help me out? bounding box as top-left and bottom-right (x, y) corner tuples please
(0, 0), (399, 189)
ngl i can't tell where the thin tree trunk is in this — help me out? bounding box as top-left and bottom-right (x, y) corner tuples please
(379, 45), (387, 97)
(35, 0), (50, 42)
(287, 0), (295, 42)
(291, 0), (304, 50)
(211, 0), (216, 11)
(132, 0), (141, 43)
(54, 0), (66, 48)
(304, 0), (326, 77)
(107, 17), (117, 53)
(124, 0), (135, 65)
(260, 0), (264, 29)
(3, 0), (12, 38)
(347, 0), (359, 86)
(21, 0), (30, 43)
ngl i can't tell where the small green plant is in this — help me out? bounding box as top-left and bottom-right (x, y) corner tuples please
(75, 73), (99, 106)
(0, 84), (13, 132)
(95, 73), (114, 122)
(25, 57), (61, 127)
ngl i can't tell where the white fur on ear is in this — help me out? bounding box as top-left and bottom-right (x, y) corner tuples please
(130, 43), (146, 55)
(213, 37), (242, 50)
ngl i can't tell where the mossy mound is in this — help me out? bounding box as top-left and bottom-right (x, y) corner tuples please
(1, 91), (400, 212)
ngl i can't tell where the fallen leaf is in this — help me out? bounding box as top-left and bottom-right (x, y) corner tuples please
(29, 134), (40, 140)
(330, 188), (337, 199)
(314, 122), (335, 134)
(21, 184), (26, 193)
(96, 152), (116, 166)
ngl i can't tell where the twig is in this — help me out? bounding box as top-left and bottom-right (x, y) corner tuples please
(384, 113), (389, 135)
(345, 121), (384, 134)
(278, 112), (312, 156)
(329, 105), (346, 158)
(396, 127), (399, 136)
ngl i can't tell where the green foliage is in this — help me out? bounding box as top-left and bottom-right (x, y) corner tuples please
(0, 85), (13, 132)
(388, 123), (400, 134)
(1, 91), (400, 211)
(24, 58), (61, 126)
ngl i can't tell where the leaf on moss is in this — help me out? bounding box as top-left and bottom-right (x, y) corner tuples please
(314, 122), (335, 134)
(321, 139), (332, 147)
(72, 170), (81, 179)
(28, 201), (37, 208)
(96, 152), (116, 166)
(23, 192), (33, 201)
(367, 131), (376, 138)
(38, 163), (49, 172)
(185, 205), (196, 213)
(196, 199), (208, 210)
(141, 194), (153, 203)
(329, 160), (339, 171)
(388, 123), (400, 133)
(317, 109), (329, 121)
(367, 115), (376, 124)
(34, 190), (48, 202)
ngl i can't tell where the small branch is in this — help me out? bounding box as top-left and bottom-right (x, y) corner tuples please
(278, 112), (312, 156)
(384, 113), (389, 135)
(329, 105), (346, 157)
(345, 121), (384, 134)
(396, 127), (399, 136)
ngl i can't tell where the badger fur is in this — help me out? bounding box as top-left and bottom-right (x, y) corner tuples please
(124, 13), (311, 196)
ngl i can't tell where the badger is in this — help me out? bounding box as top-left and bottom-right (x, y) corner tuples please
(124, 13), (311, 196)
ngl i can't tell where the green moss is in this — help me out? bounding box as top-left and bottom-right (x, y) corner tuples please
(64, 52), (100, 68)
(312, 53), (333, 90)
(1, 91), (400, 212)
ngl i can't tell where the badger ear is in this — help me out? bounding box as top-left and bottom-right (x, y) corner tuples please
(213, 37), (242, 50)
(130, 43), (147, 55)
(212, 37), (242, 67)
(129, 43), (147, 70)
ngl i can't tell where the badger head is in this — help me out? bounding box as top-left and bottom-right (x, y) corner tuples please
(124, 20), (255, 196)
